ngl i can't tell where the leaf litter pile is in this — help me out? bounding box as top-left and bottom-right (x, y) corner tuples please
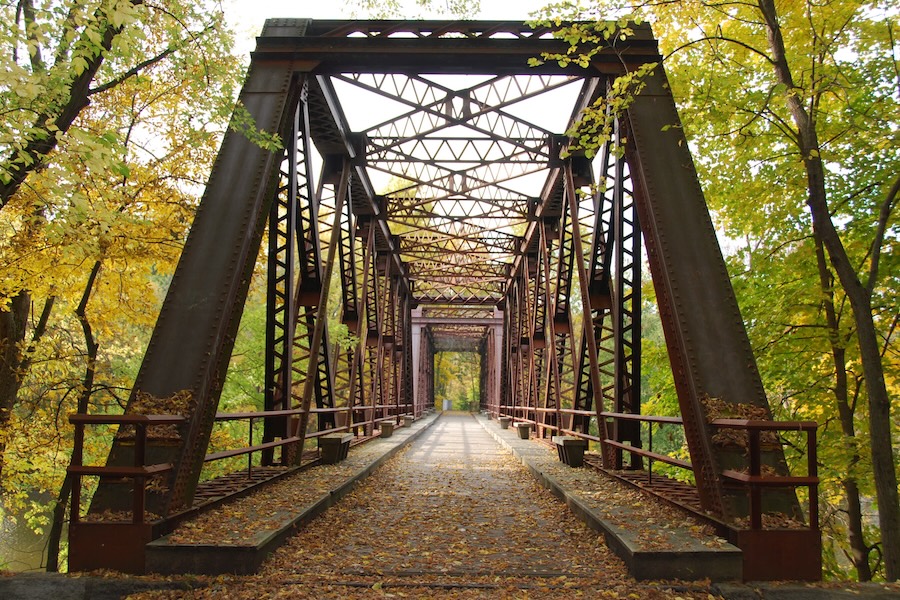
(130, 415), (721, 599)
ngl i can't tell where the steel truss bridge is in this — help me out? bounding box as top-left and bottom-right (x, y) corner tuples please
(68, 19), (821, 580)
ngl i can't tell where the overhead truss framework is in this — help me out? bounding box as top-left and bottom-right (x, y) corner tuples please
(78, 19), (819, 580)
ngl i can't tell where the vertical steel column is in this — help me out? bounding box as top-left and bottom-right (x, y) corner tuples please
(388, 274), (401, 422)
(552, 190), (578, 434)
(373, 256), (392, 424)
(362, 242), (381, 434)
(500, 285), (515, 417)
(424, 328), (435, 412)
(263, 101), (301, 464)
(266, 80), (327, 465)
(509, 270), (538, 421)
(522, 257), (538, 423)
(289, 158), (350, 464)
(399, 285), (413, 418)
(298, 157), (339, 436)
(612, 123), (643, 468)
(331, 169), (361, 430)
(570, 127), (628, 466)
(347, 223), (375, 435)
(567, 158), (614, 459)
(411, 307), (423, 417)
(538, 220), (561, 437)
(492, 309), (504, 414)
(479, 336), (488, 411)
(571, 177), (598, 438)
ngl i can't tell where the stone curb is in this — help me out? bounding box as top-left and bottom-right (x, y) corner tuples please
(710, 582), (900, 599)
(0, 572), (204, 600)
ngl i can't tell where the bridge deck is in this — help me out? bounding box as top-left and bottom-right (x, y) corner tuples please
(263, 413), (623, 582)
(144, 413), (740, 596)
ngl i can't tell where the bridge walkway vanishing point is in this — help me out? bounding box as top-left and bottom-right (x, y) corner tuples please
(136, 413), (740, 599)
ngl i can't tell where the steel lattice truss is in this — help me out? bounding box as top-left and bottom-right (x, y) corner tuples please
(328, 71), (577, 306)
(75, 19), (820, 580)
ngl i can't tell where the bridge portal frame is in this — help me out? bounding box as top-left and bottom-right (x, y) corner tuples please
(72, 19), (819, 580)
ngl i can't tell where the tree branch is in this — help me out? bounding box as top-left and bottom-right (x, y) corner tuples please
(866, 173), (900, 296)
(53, 0), (86, 67)
(16, 296), (55, 376)
(882, 312), (899, 359)
(47, 261), (101, 573)
(88, 45), (176, 96)
(664, 34), (775, 65)
(89, 21), (215, 96)
(0, 1), (145, 210)
(888, 21), (900, 101)
(19, 0), (45, 73)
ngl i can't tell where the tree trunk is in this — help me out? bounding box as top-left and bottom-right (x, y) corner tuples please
(758, 0), (900, 580)
(45, 472), (73, 572)
(46, 262), (102, 572)
(0, 295), (55, 484)
(844, 479), (873, 581)
(0, 2), (134, 524)
(0, 6), (139, 566)
(0, 293), (29, 483)
(815, 238), (872, 580)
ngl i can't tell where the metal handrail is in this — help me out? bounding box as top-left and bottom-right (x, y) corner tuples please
(711, 419), (819, 530)
(68, 414), (185, 525)
(596, 412), (820, 530)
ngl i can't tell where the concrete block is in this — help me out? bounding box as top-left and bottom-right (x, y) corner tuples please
(319, 432), (353, 464)
(514, 422), (531, 439)
(552, 435), (588, 467)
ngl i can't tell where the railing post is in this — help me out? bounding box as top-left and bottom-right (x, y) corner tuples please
(749, 428), (761, 529)
(71, 421), (85, 525)
(808, 427), (819, 529)
(133, 422), (147, 525)
(613, 416), (623, 468)
(248, 416), (254, 478)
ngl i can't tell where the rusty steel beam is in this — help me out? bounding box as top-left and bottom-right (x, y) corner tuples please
(346, 227), (375, 433)
(623, 68), (800, 520)
(566, 160), (613, 452)
(89, 58), (301, 518)
(253, 19), (658, 75)
(289, 159), (349, 463)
